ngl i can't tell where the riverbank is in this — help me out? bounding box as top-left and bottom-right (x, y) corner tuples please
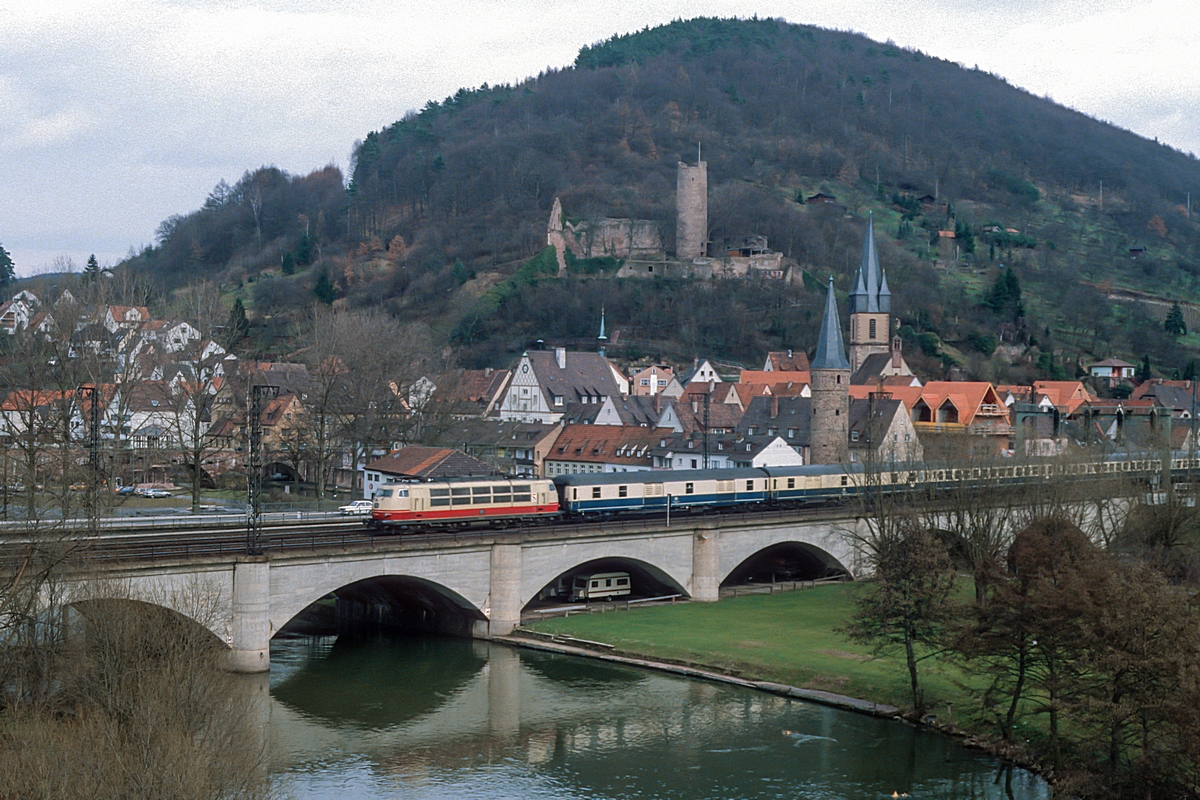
(522, 583), (976, 718)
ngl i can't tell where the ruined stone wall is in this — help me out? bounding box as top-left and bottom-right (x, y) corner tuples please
(676, 161), (708, 259)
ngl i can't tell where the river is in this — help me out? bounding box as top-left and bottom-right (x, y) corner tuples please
(265, 634), (1049, 800)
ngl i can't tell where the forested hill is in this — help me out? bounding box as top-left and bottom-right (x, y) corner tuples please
(124, 17), (1200, 380)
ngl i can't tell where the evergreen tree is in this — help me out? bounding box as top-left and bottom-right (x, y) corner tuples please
(1165, 302), (1188, 337)
(295, 233), (312, 266)
(224, 297), (250, 347)
(983, 265), (1023, 320)
(0, 243), (14, 289)
(312, 269), (337, 305)
(1137, 355), (1152, 381)
(84, 254), (100, 280)
(281, 251), (295, 276)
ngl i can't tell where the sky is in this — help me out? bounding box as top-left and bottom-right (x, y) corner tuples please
(2, 0), (1198, 276)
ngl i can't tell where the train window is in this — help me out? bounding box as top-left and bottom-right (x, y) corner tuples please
(746, 480), (754, 491)
(397, 490), (409, 497)
(430, 487), (450, 507)
(514, 485), (531, 492)
(685, 482), (694, 494)
(572, 489), (578, 500)
(473, 487), (492, 504)
(606, 579), (612, 587)
(592, 487), (601, 499)
(451, 487), (472, 506)
(493, 491), (511, 503)
(646, 483), (664, 497)
(514, 492), (532, 503)
(377, 489), (393, 498)
(617, 578), (628, 586)
(787, 478), (795, 489)
(840, 476), (848, 486)
(619, 485), (628, 497)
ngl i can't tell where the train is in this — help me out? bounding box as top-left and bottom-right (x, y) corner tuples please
(368, 454), (1200, 531)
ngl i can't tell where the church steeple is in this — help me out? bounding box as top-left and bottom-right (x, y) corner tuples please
(597, 306), (608, 358)
(810, 276), (850, 465)
(812, 276), (850, 371)
(847, 211), (892, 372)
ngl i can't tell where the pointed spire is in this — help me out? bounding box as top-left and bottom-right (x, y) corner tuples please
(860, 211), (881, 313)
(811, 276), (850, 371)
(878, 267), (891, 314)
(597, 306), (608, 357)
(849, 263), (870, 314)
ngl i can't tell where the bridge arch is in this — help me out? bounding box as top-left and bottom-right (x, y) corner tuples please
(60, 569), (237, 644)
(268, 551), (492, 640)
(717, 521), (856, 587)
(519, 537), (695, 609)
(276, 574), (488, 638)
(526, 556), (690, 607)
(720, 541), (849, 586)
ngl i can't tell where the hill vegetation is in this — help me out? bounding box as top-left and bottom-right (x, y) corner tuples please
(113, 17), (1200, 379)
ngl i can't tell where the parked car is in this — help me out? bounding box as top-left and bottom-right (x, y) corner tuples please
(339, 500), (374, 516)
(115, 486), (134, 495)
(141, 488), (173, 499)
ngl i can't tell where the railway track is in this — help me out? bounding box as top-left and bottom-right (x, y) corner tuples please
(0, 503), (859, 566)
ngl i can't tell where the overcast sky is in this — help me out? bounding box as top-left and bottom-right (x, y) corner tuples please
(2, 0), (1197, 276)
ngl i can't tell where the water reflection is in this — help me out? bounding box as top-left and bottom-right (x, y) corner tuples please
(268, 635), (1049, 800)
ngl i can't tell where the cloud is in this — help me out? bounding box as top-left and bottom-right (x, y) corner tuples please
(0, 0), (1197, 276)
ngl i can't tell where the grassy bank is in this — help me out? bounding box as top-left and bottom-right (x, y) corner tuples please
(527, 584), (978, 718)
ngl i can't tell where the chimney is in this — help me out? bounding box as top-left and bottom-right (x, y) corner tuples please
(555, 347), (566, 369)
(891, 334), (902, 370)
(770, 396), (779, 419)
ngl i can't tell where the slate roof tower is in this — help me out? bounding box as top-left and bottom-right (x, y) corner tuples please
(810, 276), (850, 465)
(848, 212), (892, 372)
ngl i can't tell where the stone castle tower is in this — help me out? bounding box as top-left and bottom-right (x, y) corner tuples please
(810, 276), (851, 465)
(676, 160), (708, 259)
(847, 212), (892, 373)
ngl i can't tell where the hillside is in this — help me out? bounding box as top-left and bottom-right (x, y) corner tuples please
(119, 17), (1200, 380)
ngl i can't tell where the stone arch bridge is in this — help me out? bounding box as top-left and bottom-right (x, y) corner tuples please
(67, 512), (863, 672)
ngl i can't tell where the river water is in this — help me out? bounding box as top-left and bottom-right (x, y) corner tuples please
(265, 634), (1049, 800)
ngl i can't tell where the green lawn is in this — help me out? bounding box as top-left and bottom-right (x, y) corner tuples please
(527, 584), (979, 716)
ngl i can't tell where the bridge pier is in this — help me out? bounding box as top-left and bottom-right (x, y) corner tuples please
(692, 526), (720, 602)
(489, 543), (523, 637)
(228, 558), (271, 673)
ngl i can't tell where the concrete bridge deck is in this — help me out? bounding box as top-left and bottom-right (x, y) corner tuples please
(20, 505), (865, 673)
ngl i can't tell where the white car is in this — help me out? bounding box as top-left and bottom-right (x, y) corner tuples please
(141, 488), (173, 499)
(339, 500), (374, 516)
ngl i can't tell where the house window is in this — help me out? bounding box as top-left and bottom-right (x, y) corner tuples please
(869, 318), (877, 339)
(640, 379), (650, 386)
(788, 428), (796, 439)
(554, 396), (563, 406)
(851, 431), (859, 441)
(691, 459), (697, 468)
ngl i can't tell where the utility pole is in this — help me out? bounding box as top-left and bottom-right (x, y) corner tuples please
(246, 383), (268, 556)
(1099, 180), (1104, 211)
(82, 384), (102, 532)
(703, 389), (711, 469)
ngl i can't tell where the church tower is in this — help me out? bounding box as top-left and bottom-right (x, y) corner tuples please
(848, 212), (892, 373)
(810, 276), (851, 465)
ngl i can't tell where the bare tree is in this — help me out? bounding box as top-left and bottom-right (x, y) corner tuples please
(160, 282), (232, 512)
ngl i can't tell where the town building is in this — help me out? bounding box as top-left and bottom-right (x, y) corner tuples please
(495, 346), (629, 424)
